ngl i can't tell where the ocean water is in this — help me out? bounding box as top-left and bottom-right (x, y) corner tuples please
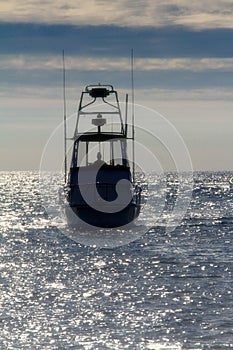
(0, 171), (233, 349)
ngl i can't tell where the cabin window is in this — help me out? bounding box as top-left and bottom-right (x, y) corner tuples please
(76, 139), (125, 167)
(88, 142), (106, 165)
(76, 141), (87, 166)
(112, 140), (123, 166)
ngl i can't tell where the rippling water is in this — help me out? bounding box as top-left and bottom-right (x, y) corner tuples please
(0, 171), (233, 349)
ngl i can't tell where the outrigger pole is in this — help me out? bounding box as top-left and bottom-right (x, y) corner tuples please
(131, 48), (135, 184)
(62, 49), (67, 184)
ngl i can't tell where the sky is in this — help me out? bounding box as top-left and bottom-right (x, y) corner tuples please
(1, 0), (233, 171)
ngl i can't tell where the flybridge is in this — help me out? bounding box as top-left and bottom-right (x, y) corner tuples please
(74, 83), (125, 138)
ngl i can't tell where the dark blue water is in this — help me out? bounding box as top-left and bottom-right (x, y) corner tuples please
(0, 171), (233, 349)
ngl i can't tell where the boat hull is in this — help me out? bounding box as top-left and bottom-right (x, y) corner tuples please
(64, 202), (140, 228)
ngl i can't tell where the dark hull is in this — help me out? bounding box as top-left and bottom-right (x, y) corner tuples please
(66, 165), (141, 228)
(65, 202), (140, 228)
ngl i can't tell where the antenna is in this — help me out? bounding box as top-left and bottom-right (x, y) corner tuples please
(131, 49), (135, 184)
(62, 49), (67, 184)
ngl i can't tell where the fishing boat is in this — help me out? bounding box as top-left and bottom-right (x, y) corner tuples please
(63, 84), (142, 228)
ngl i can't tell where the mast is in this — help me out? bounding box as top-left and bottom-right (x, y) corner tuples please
(62, 50), (67, 184)
(131, 49), (135, 184)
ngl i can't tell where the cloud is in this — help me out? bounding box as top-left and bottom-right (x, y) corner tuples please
(0, 0), (232, 29)
(137, 87), (233, 102)
(161, 1), (233, 29)
(1, 54), (233, 72)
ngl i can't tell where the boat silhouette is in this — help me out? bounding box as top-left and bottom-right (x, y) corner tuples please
(63, 84), (142, 228)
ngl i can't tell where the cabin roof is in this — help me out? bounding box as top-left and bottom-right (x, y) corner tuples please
(75, 132), (126, 142)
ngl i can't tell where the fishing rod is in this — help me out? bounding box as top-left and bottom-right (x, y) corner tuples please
(62, 49), (67, 184)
